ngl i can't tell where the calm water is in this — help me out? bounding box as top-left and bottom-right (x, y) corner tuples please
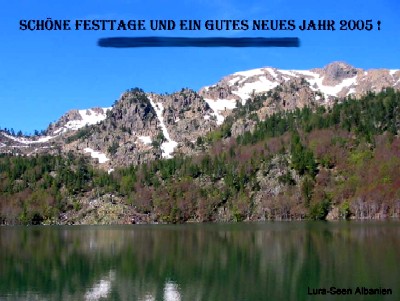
(0, 222), (399, 301)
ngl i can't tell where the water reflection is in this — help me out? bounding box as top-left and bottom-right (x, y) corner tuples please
(85, 270), (115, 301)
(0, 222), (399, 301)
(163, 282), (181, 301)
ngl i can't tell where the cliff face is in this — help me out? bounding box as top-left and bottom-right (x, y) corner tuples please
(1, 62), (399, 170)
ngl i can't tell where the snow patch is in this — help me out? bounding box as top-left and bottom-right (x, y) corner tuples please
(64, 107), (111, 131)
(2, 133), (55, 144)
(318, 76), (356, 97)
(278, 69), (297, 78)
(84, 148), (110, 164)
(204, 98), (236, 125)
(266, 67), (278, 79)
(53, 128), (64, 134)
(138, 136), (152, 145)
(149, 98), (178, 159)
(234, 68), (264, 78)
(288, 70), (358, 98)
(348, 87), (356, 95)
(228, 75), (241, 85)
(232, 76), (280, 104)
(107, 168), (114, 174)
(35, 136), (54, 143)
(390, 70), (400, 85)
(291, 70), (316, 78)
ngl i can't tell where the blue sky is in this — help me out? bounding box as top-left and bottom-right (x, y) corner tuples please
(0, 0), (399, 133)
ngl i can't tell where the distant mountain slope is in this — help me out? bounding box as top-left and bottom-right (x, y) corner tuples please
(200, 61), (400, 124)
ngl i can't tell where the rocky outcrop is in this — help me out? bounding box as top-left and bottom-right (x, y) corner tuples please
(59, 193), (153, 225)
(71, 89), (162, 167)
(319, 61), (358, 85)
(150, 89), (218, 143)
(230, 119), (257, 137)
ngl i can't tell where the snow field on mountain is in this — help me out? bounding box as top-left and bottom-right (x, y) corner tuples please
(2, 132), (55, 144)
(203, 98), (236, 125)
(84, 148), (110, 164)
(64, 108), (112, 131)
(292, 70), (357, 97)
(148, 98), (177, 159)
(138, 136), (152, 145)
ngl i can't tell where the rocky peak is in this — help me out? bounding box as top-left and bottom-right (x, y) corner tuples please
(320, 61), (358, 85)
(109, 88), (157, 134)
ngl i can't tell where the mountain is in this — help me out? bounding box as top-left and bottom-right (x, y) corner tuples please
(1, 62), (399, 171)
(200, 61), (400, 122)
(1, 62), (400, 225)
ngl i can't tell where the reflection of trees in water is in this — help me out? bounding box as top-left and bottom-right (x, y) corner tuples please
(0, 222), (399, 301)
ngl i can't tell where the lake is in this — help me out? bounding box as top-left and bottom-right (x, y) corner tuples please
(0, 222), (399, 301)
